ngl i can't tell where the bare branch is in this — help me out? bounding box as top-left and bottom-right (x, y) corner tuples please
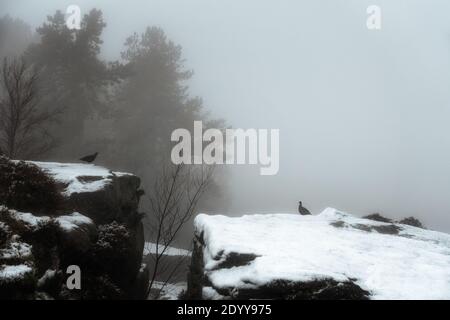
(145, 162), (214, 299)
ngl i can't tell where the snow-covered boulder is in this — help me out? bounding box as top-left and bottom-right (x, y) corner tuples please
(0, 159), (146, 299)
(31, 162), (143, 225)
(32, 161), (145, 286)
(187, 208), (450, 300)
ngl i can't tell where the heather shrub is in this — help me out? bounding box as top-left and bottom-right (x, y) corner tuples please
(91, 221), (132, 285)
(363, 213), (392, 223)
(0, 156), (64, 215)
(398, 217), (425, 229)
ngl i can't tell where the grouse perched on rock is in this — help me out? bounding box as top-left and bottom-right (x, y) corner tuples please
(79, 152), (98, 163)
(298, 201), (311, 215)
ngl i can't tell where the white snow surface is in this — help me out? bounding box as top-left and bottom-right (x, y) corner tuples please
(194, 208), (450, 300)
(30, 161), (117, 196)
(6, 209), (50, 227)
(55, 212), (93, 231)
(0, 264), (32, 281)
(143, 242), (191, 257)
(3, 206), (92, 232)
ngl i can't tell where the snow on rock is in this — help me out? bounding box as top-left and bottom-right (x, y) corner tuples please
(190, 208), (450, 300)
(30, 161), (114, 196)
(151, 281), (186, 300)
(113, 171), (135, 177)
(55, 212), (97, 255)
(143, 242), (191, 257)
(0, 264), (33, 282)
(28, 161), (142, 227)
(2, 206), (93, 234)
(0, 263), (35, 299)
(1, 239), (32, 261)
(4, 208), (50, 228)
(14, 212), (49, 227)
(55, 212), (93, 232)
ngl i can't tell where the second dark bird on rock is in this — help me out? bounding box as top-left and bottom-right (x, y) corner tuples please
(298, 201), (311, 215)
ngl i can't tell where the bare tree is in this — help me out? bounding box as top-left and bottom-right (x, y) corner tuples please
(145, 162), (214, 299)
(0, 57), (57, 159)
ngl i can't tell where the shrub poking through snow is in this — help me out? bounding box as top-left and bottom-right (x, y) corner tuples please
(0, 156), (64, 215)
(362, 213), (392, 223)
(398, 217), (425, 229)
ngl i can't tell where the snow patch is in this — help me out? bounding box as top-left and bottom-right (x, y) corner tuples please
(151, 281), (186, 300)
(37, 269), (57, 288)
(143, 242), (191, 257)
(30, 161), (113, 196)
(9, 210), (50, 228)
(1, 241), (32, 260)
(56, 212), (93, 231)
(0, 264), (32, 281)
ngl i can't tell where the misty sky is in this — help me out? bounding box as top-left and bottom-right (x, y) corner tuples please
(2, 0), (450, 231)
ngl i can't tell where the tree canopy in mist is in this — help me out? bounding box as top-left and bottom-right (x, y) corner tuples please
(0, 9), (228, 233)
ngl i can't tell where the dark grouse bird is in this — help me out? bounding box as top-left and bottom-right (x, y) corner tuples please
(79, 152), (98, 163)
(298, 201), (311, 215)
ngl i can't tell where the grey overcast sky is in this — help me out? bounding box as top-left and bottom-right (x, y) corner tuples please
(2, 0), (450, 231)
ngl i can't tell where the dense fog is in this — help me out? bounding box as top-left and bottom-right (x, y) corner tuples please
(2, 0), (450, 233)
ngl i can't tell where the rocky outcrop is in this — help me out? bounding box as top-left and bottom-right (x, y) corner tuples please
(187, 208), (450, 300)
(64, 173), (141, 224)
(187, 229), (368, 300)
(0, 158), (147, 299)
